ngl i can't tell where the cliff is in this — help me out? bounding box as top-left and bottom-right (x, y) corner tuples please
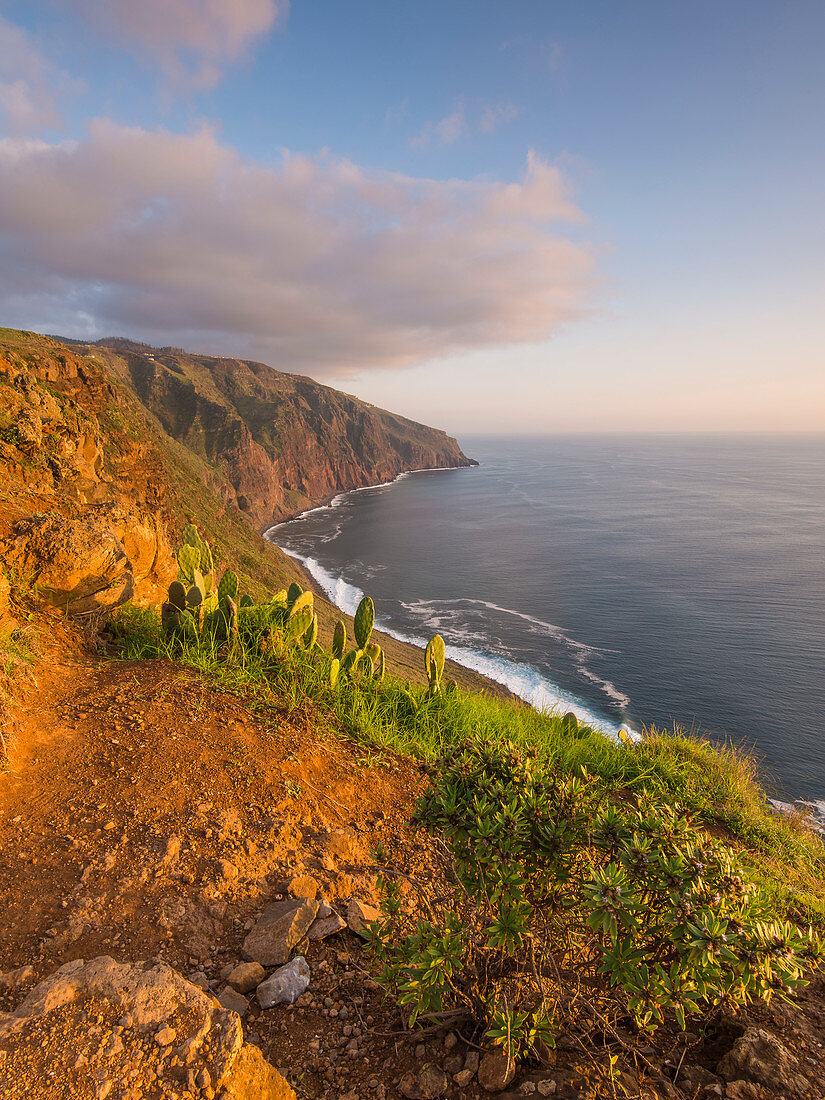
(0, 326), (487, 690)
(78, 338), (476, 531)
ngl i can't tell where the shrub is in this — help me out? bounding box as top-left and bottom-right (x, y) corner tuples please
(369, 738), (821, 1063)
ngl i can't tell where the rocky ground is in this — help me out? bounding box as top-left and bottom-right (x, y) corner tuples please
(1, 623), (824, 1100)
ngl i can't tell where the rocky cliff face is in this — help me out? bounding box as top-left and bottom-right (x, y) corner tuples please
(93, 343), (476, 530)
(0, 330), (177, 619)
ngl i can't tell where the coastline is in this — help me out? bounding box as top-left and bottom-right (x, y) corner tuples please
(264, 465), (631, 741)
(262, 463), (474, 535)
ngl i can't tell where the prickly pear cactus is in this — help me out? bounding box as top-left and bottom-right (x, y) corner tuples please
(341, 649), (359, 676)
(354, 596), (374, 649)
(218, 569), (240, 602)
(240, 593), (254, 608)
(181, 523), (200, 547)
(303, 612), (318, 649)
(177, 543), (201, 584)
(425, 634), (446, 693)
(329, 657), (340, 688)
(288, 590), (314, 618)
(286, 581), (303, 607)
(168, 580), (187, 611)
(332, 620), (346, 660)
(561, 711), (579, 734)
(284, 603), (313, 642)
(376, 648), (385, 684)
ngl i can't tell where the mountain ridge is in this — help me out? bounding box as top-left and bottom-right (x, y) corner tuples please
(57, 335), (477, 531)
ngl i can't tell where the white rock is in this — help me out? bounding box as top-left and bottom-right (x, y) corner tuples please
(256, 957), (310, 1009)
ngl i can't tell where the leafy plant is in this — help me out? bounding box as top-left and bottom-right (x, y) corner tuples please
(370, 737), (822, 1067)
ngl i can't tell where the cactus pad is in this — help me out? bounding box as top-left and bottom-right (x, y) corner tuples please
(329, 658), (340, 688)
(332, 620), (346, 659)
(218, 569), (240, 602)
(286, 581), (303, 606)
(354, 596), (374, 649)
(168, 580), (187, 611)
(177, 543), (201, 583)
(425, 634), (446, 685)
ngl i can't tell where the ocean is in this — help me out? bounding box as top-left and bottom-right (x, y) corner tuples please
(266, 434), (825, 802)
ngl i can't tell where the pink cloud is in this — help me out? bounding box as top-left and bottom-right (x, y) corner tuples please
(0, 122), (597, 374)
(479, 102), (519, 134)
(72, 0), (288, 86)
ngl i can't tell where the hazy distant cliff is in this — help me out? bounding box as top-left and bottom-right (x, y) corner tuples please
(90, 340), (475, 530)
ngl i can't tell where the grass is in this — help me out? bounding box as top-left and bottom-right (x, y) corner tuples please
(113, 604), (825, 924)
(0, 625), (37, 770)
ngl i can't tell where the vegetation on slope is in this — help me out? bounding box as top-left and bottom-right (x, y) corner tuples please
(108, 524), (825, 1083)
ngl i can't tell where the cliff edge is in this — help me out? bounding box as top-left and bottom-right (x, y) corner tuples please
(76, 337), (476, 531)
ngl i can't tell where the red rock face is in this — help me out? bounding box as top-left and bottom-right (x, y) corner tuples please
(102, 347), (476, 530)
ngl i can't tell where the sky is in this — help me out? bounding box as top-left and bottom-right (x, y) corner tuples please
(0, 0), (823, 432)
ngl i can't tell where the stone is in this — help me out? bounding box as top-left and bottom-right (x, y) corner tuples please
(0, 965), (35, 991)
(163, 837), (181, 862)
(398, 1072), (423, 1099)
(0, 956), (288, 1098)
(219, 860), (239, 882)
(478, 1049), (516, 1092)
(227, 962), (266, 994)
(220, 1043), (296, 1099)
(288, 875), (319, 899)
(0, 514), (133, 619)
(307, 912), (346, 941)
(187, 972), (210, 991)
(418, 1064), (450, 1098)
(725, 1082), (761, 1100)
(218, 988), (250, 1018)
(453, 1069), (474, 1088)
(346, 898), (381, 938)
(537, 1083), (557, 1097)
(242, 898), (320, 967)
(256, 957), (310, 1009)
(717, 1027), (810, 1097)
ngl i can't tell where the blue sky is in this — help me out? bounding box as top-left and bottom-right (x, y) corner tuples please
(1, 1), (823, 430)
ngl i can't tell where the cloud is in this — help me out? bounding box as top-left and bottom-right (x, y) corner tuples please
(0, 16), (79, 136)
(72, 0), (288, 87)
(412, 100), (519, 148)
(479, 102), (519, 134)
(411, 103), (469, 149)
(0, 121), (596, 374)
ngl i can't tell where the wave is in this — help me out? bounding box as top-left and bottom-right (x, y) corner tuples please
(401, 597), (632, 710)
(279, 548), (366, 619)
(275, 548), (630, 740)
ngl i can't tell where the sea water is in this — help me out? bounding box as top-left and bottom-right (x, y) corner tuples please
(266, 434), (825, 802)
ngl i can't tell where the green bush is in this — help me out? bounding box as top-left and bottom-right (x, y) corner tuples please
(369, 738), (821, 1064)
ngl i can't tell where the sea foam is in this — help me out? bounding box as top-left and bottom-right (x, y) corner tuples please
(275, 547), (627, 740)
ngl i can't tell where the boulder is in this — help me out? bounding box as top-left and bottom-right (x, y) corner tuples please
(346, 897), (382, 937)
(227, 961), (266, 994)
(256, 956), (310, 1009)
(717, 1027), (810, 1097)
(217, 987), (250, 1018)
(1, 514), (133, 618)
(307, 911), (346, 940)
(242, 898), (319, 966)
(0, 956), (293, 1099)
(478, 1048), (516, 1092)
